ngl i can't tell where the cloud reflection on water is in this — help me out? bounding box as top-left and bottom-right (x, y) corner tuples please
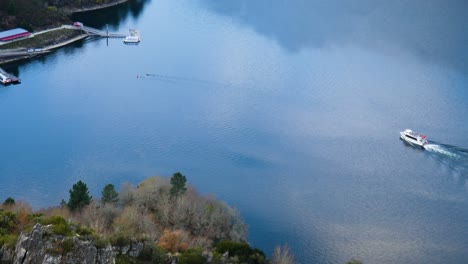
(200, 0), (468, 73)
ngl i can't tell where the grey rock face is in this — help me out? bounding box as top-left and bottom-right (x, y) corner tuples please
(5, 224), (116, 264)
(0, 245), (15, 262)
(127, 241), (143, 257)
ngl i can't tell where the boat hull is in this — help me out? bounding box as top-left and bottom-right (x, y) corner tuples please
(123, 38), (140, 44)
(400, 132), (426, 148)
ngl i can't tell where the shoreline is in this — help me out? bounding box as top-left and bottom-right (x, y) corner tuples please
(0, 0), (132, 66)
(43, 33), (88, 51)
(0, 27), (88, 66)
(62, 0), (130, 14)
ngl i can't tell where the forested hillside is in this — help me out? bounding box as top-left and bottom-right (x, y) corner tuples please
(0, 174), (290, 263)
(0, 0), (125, 31)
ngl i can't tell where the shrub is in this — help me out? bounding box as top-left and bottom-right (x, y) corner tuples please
(61, 238), (74, 254)
(136, 243), (170, 263)
(109, 234), (131, 248)
(75, 224), (94, 237)
(157, 229), (189, 253)
(52, 222), (73, 236)
(115, 254), (134, 264)
(37, 206), (71, 221)
(215, 240), (266, 264)
(15, 207), (31, 231)
(211, 252), (224, 264)
(137, 244), (154, 261)
(249, 249), (267, 264)
(40, 215), (67, 226)
(0, 234), (18, 249)
(215, 240), (251, 256)
(40, 216), (73, 236)
(178, 248), (205, 264)
(272, 245), (295, 264)
(0, 211), (16, 235)
(151, 245), (169, 263)
(93, 236), (109, 249)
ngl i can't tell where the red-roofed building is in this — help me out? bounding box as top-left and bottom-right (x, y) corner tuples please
(0, 28), (31, 42)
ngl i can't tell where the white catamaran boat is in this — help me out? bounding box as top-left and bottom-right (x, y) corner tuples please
(400, 129), (428, 147)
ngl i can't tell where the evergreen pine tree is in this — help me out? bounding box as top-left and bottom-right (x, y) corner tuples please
(101, 183), (119, 203)
(170, 172), (187, 197)
(3, 197), (15, 206)
(67, 180), (92, 212)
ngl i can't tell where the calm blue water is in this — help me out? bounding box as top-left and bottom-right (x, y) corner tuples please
(1, 0), (468, 263)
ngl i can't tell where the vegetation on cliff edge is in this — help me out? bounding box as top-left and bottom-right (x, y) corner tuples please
(1, 173), (297, 263)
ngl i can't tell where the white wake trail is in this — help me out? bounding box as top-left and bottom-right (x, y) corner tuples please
(424, 144), (460, 159)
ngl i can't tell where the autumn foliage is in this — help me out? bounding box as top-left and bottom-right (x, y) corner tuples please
(157, 229), (189, 253)
(0, 174), (261, 262)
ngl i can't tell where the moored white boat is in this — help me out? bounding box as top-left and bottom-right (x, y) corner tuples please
(400, 129), (428, 148)
(123, 29), (140, 44)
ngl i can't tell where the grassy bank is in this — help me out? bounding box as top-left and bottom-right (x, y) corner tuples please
(0, 29), (82, 50)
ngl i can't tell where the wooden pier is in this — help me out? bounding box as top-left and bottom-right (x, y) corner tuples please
(0, 67), (20, 85)
(78, 25), (127, 38)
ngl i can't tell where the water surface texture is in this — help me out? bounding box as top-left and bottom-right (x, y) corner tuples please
(1, 0), (468, 263)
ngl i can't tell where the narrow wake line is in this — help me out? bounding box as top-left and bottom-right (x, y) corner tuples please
(136, 73), (235, 87)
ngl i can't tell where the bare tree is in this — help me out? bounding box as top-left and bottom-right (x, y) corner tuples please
(81, 202), (120, 234)
(272, 245), (295, 264)
(112, 206), (160, 240)
(119, 182), (135, 207)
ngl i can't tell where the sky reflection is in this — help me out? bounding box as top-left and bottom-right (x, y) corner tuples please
(200, 0), (468, 73)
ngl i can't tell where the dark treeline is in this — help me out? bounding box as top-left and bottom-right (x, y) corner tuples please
(0, 0), (68, 31)
(0, 0), (126, 31)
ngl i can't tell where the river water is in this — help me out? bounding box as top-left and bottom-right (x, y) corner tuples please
(1, 0), (468, 263)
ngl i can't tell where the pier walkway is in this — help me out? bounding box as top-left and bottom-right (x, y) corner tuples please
(76, 25), (127, 38)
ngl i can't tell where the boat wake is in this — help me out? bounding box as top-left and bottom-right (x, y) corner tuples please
(424, 144), (461, 159)
(423, 142), (468, 177)
(136, 73), (234, 87)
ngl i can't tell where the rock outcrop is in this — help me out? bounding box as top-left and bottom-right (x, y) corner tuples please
(0, 224), (116, 264)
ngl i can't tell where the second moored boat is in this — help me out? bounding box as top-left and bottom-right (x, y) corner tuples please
(123, 29), (140, 44)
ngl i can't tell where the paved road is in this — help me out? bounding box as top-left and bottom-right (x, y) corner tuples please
(0, 49), (49, 58)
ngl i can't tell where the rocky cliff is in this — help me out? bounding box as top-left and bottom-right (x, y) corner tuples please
(0, 223), (266, 264)
(0, 224), (116, 264)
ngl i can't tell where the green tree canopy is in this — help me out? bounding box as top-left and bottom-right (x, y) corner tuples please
(2, 197), (15, 206)
(170, 172), (187, 197)
(101, 184), (118, 203)
(67, 180), (92, 212)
